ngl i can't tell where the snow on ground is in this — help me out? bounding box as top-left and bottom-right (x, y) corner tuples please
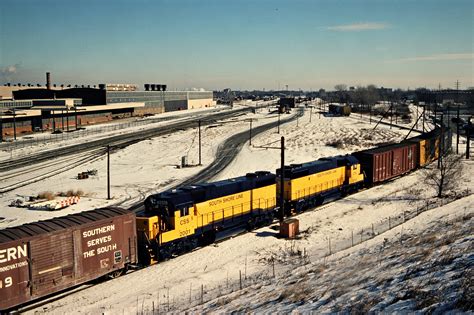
(188, 194), (474, 314)
(2, 102), (471, 313)
(0, 104), (284, 228)
(0, 104), (409, 229)
(24, 159), (473, 314)
(0, 106), (225, 160)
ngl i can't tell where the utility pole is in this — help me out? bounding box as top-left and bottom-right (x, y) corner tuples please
(422, 105), (426, 132)
(107, 145), (111, 200)
(390, 102), (393, 129)
(467, 118), (471, 159)
(279, 136), (285, 222)
(310, 106), (312, 122)
(456, 105), (460, 154)
(66, 107), (70, 132)
(12, 108), (17, 141)
(0, 114), (3, 143)
(438, 114), (444, 169)
(198, 120), (202, 165)
(75, 107), (78, 130)
(416, 105), (419, 129)
(277, 111), (280, 134)
(369, 104), (372, 124)
(249, 119), (252, 146)
(446, 105), (450, 126)
(52, 110), (56, 132)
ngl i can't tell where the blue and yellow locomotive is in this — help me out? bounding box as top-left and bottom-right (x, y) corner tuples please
(137, 156), (365, 264)
(137, 171), (276, 264)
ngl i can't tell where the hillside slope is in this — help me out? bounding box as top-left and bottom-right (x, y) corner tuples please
(187, 195), (473, 313)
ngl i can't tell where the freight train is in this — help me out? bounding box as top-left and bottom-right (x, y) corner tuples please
(0, 127), (451, 311)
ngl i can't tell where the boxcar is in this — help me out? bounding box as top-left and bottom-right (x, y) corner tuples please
(353, 142), (418, 185)
(0, 207), (137, 311)
(405, 127), (452, 168)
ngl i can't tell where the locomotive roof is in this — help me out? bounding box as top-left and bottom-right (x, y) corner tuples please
(0, 207), (131, 244)
(276, 155), (358, 179)
(148, 171), (276, 208)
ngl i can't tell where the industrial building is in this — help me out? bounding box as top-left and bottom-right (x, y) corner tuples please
(0, 73), (215, 139)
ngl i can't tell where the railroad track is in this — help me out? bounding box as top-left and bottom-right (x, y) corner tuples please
(129, 108), (304, 214)
(0, 108), (223, 151)
(348, 113), (424, 133)
(0, 107), (255, 173)
(0, 107), (268, 193)
(0, 148), (106, 194)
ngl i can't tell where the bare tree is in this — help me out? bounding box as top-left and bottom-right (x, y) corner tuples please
(334, 84), (347, 92)
(424, 152), (463, 198)
(334, 84), (348, 103)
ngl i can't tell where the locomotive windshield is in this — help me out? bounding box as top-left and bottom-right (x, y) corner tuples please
(145, 197), (171, 217)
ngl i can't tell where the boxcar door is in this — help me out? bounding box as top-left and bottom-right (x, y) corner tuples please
(30, 232), (74, 297)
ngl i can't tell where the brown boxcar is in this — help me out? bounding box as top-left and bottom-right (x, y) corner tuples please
(0, 207), (137, 311)
(353, 142), (418, 185)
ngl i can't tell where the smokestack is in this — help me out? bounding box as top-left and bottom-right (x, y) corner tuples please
(144, 84), (150, 91)
(46, 72), (51, 90)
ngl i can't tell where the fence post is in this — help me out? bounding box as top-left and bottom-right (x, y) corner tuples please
(372, 223), (374, 235)
(272, 260), (275, 278)
(360, 229), (363, 243)
(389, 216), (391, 229)
(239, 270), (242, 290)
(245, 256), (247, 280)
(201, 284), (204, 304)
(351, 230), (354, 246)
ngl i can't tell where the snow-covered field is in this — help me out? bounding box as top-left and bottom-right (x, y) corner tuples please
(1, 102), (472, 313)
(0, 103), (407, 228)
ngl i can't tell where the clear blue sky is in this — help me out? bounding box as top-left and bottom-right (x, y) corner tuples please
(0, 0), (472, 90)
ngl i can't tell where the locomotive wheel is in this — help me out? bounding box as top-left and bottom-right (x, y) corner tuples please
(200, 231), (216, 246)
(246, 218), (256, 231)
